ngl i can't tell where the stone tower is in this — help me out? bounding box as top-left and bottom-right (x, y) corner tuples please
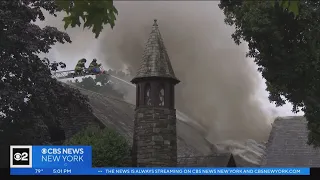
(131, 19), (180, 167)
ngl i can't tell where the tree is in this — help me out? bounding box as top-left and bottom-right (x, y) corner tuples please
(64, 126), (131, 167)
(55, 0), (118, 38)
(56, 0), (300, 39)
(0, 0), (93, 167)
(219, 0), (320, 146)
(271, 0), (300, 17)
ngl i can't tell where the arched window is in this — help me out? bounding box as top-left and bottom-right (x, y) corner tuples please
(144, 83), (152, 105)
(136, 85), (140, 106)
(159, 84), (165, 106)
(170, 84), (174, 107)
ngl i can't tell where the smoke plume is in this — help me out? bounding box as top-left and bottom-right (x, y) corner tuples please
(42, 1), (273, 144)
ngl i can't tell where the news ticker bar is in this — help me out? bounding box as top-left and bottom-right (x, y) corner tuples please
(7, 145), (317, 176)
(10, 167), (310, 175)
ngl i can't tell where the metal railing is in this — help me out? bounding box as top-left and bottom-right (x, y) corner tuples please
(52, 67), (106, 79)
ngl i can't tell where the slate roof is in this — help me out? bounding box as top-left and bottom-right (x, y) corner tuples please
(67, 84), (207, 157)
(178, 153), (237, 167)
(261, 116), (320, 167)
(132, 20), (179, 83)
(66, 83), (261, 167)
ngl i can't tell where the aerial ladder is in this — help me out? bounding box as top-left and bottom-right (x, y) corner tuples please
(50, 60), (134, 93)
(51, 61), (107, 80)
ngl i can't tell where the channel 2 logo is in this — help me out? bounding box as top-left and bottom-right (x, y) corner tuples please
(10, 145), (32, 168)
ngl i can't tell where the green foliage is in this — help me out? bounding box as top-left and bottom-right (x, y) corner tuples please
(219, 0), (320, 146)
(0, 0), (93, 167)
(64, 126), (131, 167)
(270, 0), (300, 17)
(55, 0), (118, 38)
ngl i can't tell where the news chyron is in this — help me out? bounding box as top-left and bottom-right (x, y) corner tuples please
(10, 145), (90, 169)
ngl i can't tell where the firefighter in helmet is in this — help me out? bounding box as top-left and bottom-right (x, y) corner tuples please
(88, 58), (101, 74)
(75, 58), (87, 74)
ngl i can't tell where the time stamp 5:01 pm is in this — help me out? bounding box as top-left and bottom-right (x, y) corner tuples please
(53, 169), (72, 174)
(34, 168), (72, 174)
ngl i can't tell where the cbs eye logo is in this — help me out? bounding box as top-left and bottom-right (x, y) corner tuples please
(10, 146), (32, 168)
(14, 152), (28, 161)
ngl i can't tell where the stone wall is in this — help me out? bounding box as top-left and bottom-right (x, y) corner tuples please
(126, 154), (236, 167)
(178, 156), (218, 167)
(133, 107), (177, 167)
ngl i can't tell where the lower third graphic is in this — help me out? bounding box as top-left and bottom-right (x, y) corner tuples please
(10, 145), (32, 168)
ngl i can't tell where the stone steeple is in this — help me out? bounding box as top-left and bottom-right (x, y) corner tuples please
(131, 20), (180, 167)
(131, 19), (179, 84)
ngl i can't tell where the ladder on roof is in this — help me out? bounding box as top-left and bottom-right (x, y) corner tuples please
(52, 67), (107, 80)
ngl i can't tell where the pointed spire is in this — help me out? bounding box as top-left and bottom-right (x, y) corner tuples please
(153, 19), (158, 26)
(132, 19), (179, 84)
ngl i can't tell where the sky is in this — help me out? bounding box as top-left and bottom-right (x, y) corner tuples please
(37, 1), (303, 143)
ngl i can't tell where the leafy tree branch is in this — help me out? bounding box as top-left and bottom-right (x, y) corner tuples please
(271, 0), (300, 17)
(219, 0), (320, 146)
(0, 0), (93, 167)
(55, 0), (118, 38)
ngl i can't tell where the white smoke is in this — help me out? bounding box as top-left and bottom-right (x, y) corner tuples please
(96, 1), (273, 143)
(39, 1), (277, 160)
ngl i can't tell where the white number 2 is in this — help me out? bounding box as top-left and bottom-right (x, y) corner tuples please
(21, 152), (28, 161)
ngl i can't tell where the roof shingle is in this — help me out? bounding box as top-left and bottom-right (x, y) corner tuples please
(132, 19), (179, 83)
(261, 116), (320, 167)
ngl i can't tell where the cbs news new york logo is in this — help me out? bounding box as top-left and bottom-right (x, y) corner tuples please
(10, 145), (32, 168)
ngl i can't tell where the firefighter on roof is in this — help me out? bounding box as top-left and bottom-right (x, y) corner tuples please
(89, 58), (101, 74)
(75, 58), (87, 74)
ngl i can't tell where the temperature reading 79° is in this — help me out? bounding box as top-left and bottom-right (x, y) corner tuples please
(35, 169), (43, 174)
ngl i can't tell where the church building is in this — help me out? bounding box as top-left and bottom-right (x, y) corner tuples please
(131, 19), (180, 167)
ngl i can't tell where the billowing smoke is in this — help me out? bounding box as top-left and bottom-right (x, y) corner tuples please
(42, 1), (273, 144)
(97, 1), (273, 143)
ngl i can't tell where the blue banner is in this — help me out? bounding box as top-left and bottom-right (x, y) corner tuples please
(10, 145), (91, 168)
(9, 145), (310, 176)
(10, 167), (310, 175)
